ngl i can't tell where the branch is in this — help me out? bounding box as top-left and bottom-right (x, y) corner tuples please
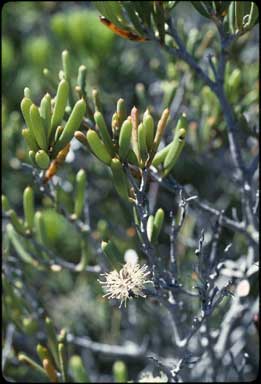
(165, 18), (215, 90)
(125, 166), (156, 267)
(169, 190), (187, 278)
(67, 333), (148, 361)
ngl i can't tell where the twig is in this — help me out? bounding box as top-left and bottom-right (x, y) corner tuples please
(209, 210), (224, 270)
(165, 18), (215, 90)
(169, 190), (187, 278)
(67, 333), (148, 360)
(2, 324), (15, 370)
(126, 166), (156, 266)
(247, 153), (259, 179)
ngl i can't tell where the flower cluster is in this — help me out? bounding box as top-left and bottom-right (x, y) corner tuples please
(98, 262), (151, 308)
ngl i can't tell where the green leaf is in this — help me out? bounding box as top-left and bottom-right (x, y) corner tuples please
(119, 118), (132, 160)
(86, 129), (112, 165)
(101, 239), (122, 269)
(163, 128), (186, 175)
(74, 169), (87, 219)
(245, 2), (259, 29)
(138, 122), (148, 165)
(35, 150), (50, 170)
(23, 187), (35, 232)
(152, 142), (172, 167)
(18, 353), (48, 378)
(134, 2), (153, 27)
(235, 2), (245, 30)
(153, 1), (166, 43)
(30, 104), (48, 150)
(69, 355), (90, 383)
(75, 238), (89, 271)
(50, 79), (69, 137)
(110, 158), (129, 200)
(94, 111), (115, 156)
(121, 2), (145, 36)
(7, 223), (36, 264)
(191, 1), (211, 19)
(94, 1), (129, 29)
(53, 98), (86, 156)
(152, 208), (165, 243)
(45, 317), (60, 369)
(113, 360), (128, 383)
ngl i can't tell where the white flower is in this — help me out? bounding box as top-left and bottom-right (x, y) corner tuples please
(98, 263), (151, 308)
(138, 371), (168, 382)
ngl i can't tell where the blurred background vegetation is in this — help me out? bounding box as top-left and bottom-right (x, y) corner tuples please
(2, 1), (259, 382)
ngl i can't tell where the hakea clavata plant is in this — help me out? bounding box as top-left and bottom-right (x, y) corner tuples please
(98, 262), (152, 308)
(20, 49), (187, 190)
(17, 48), (187, 306)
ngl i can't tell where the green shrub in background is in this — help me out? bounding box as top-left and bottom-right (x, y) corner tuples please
(25, 37), (50, 67)
(2, 37), (15, 71)
(2, 1), (259, 382)
(51, 9), (115, 58)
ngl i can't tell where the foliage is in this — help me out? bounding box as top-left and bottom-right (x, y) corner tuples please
(2, 1), (259, 382)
